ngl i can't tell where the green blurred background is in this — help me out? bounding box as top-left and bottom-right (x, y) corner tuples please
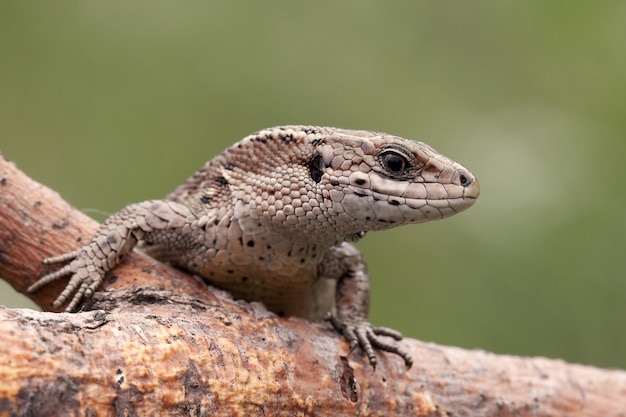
(1, 2), (625, 369)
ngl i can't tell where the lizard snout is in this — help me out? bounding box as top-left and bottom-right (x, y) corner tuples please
(456, 169), (480, 200)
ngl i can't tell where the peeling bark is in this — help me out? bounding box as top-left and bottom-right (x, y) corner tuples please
(0, 154), (625, 417)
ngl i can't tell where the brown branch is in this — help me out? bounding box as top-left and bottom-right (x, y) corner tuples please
(0, 153), (625, 417)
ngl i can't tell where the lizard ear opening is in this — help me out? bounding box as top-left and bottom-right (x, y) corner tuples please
(308, 155), (325, 183)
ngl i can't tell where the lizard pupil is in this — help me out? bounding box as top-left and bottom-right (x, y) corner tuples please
(380, 152), (408, 174)
(386, 155), (404, 171)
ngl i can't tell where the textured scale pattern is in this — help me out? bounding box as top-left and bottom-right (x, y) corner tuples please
(29, 125), (480, 368)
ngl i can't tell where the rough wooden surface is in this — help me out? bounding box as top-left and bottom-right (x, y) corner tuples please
(0, 153), (625, 417)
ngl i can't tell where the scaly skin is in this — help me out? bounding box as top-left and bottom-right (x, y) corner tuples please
(28, 125), (480, 368)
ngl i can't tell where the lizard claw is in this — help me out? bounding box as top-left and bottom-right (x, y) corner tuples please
(325, 313), (413, 369)
(28, 249), (107, 312)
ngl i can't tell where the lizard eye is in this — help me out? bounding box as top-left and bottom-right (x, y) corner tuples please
(378, 145), (414, 177)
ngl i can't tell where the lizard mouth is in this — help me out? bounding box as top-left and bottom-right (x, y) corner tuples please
(341, 177), (480, 225)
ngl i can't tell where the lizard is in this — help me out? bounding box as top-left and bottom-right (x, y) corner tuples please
(27, 125), (480, 369)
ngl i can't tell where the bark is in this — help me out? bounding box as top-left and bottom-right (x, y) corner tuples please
(0, 153), (624, 417)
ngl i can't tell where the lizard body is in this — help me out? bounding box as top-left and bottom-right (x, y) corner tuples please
(28, 125), (480, 368)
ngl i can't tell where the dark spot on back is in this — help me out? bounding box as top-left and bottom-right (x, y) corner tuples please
(200, 195), (211, 204)
(256, 135), (269, 143)
(227, 270), (234, 274)
(389, 200), (400, 206)
(242, 276), (248, 282)
(355, 179), (366, 186)
(0, 178), (6, 186)
(247, 240), (255, 247)
(330, 180), (339, 187)
(216, 176), (229, 186)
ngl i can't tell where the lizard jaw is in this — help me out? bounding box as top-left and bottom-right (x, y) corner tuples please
(333, 168), (480, 229)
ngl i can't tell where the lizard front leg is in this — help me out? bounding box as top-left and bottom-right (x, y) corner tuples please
(28, 200), (199, 311)
(320, 242), (413, 369)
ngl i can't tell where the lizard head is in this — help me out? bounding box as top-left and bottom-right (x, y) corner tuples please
(309, 128), (480, 234)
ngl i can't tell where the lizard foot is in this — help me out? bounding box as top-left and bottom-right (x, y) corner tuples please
(27, 248), (108, 312)
(325, 313), (413, 369)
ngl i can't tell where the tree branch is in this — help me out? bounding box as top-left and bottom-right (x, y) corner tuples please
(0, 153), (624, 416)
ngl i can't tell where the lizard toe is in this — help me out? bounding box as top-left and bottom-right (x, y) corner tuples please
(326, 313), (412, 369)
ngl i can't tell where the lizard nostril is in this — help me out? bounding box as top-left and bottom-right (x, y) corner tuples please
(459, 171), (473, 187)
